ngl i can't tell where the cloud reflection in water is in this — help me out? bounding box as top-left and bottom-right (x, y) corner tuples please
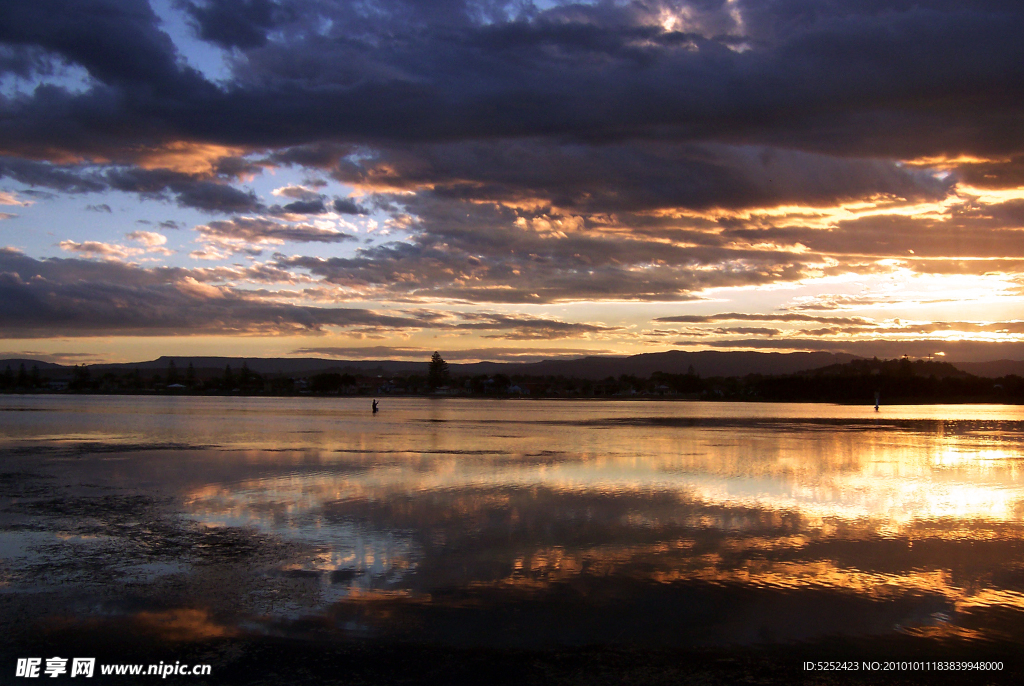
(164, 399), (1024, 646)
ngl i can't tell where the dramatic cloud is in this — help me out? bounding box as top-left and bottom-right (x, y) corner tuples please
(0, 248), (445, 337)
(0, 158), (261, 213)
(445, 312), (624, 340)
(655, 313), (875, 326)
(332, 198), (367, 215)
(275, 194), (820, 303)
(3, 2), (1024, 360)
(195, 217), (356, 249)
(104, 168), (262, 213)
(332, 140), (952, 213)
(2, 1), (1023, 160)
(180, 0), (294, 50)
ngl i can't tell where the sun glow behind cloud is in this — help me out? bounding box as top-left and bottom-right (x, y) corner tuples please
(2, 1), (1024, 363)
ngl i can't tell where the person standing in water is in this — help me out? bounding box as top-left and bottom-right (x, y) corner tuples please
(372, 399), (379, 413)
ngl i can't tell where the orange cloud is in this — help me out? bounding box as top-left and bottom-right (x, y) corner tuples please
(132, 142), (252, 176)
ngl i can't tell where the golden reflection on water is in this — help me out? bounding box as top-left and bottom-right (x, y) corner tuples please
(144, 400), (1024, 642)
(6, 397), (1024, 645)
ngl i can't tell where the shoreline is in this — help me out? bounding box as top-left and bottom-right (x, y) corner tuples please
(2, 391), (1021, 406)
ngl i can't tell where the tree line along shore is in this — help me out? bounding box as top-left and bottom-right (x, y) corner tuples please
(3, 355), (1024, 404)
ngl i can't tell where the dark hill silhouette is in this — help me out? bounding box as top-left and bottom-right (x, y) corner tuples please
(497, 350), (858, 379)
(805, 357), (970, 379)
(0, 359), (65, 370)
(953, 360), (1024, 378)
(2, 350), (857, 381)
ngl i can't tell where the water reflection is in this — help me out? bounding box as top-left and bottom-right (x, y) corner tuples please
(3, 397), (1024, 647)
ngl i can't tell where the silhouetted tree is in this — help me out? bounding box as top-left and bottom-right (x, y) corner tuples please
(167, 359), (179, 385)
(223, 365), (235, 390)
(70, 364), (91, 391)
(428, 351), (450, 389)
(311, 372), (344, 393)
(185, 362), (195, 389)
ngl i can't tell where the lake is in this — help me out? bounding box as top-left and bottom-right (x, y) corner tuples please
(2, 396), (1023, 672)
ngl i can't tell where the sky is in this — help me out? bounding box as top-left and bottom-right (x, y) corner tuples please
(2, 0), (1024, 365)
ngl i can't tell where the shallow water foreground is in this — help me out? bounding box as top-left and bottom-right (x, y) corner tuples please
(2, 396), (1024, 683)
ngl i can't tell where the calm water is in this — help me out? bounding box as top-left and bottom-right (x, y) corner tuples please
(2, 396), (1024, 648)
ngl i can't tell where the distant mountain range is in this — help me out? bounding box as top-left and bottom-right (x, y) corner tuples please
(948, 360), (1024, 378)
(4, 350), (861, 380)
(6, 350), (1024, 381)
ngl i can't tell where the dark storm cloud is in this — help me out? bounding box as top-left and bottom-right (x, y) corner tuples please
(0, 43), (62, 79)
(0, 158), (106, 194)
(0, 158), (262, 213)
(0, 0), (192, 86)
(279, 198), (327, 215)
(2, 1), (1023, 162)
(179, 0), (295, 49)
(332, 198), (368, 215)
(104, 168), (262, 213)
(332, 140), (951, 212)
(951, 156), (1024, 189)
(3, 0), (1024, 336)
(0, 248), (441, 337)
(267, 143), (353, 169)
